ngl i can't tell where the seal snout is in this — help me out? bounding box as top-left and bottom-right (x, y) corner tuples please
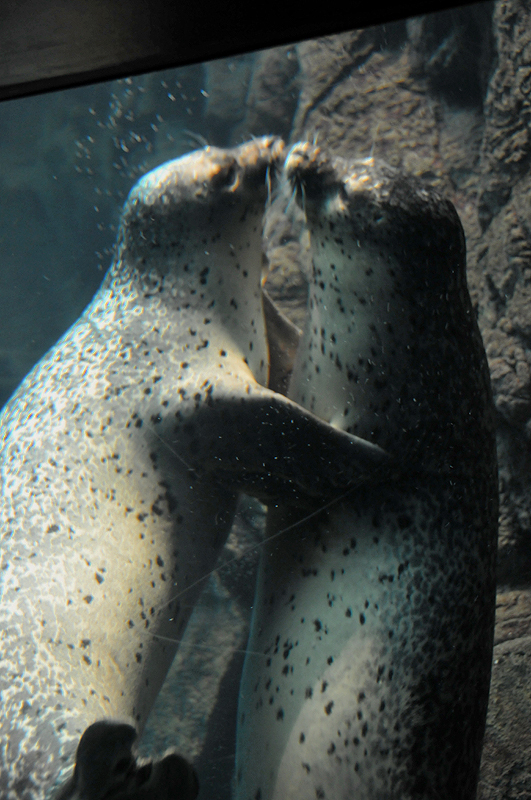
(127, 135), (286, 213)
(283, 141), (336, 204)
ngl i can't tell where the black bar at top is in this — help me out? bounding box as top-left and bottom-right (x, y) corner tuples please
(0, 0), (487, 101)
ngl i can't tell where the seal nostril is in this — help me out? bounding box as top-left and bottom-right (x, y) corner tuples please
(221, 164), (240, 191)
(224, 165), (237, 186)
(211, 161), (238, 191)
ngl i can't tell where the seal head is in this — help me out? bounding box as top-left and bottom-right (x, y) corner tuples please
(285, 142), (493, 477)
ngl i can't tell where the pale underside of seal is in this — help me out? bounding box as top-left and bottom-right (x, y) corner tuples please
(0, 138), (389, 800)
(234, 143), (498, 800)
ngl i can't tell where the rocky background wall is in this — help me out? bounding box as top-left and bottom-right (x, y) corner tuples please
(1, 1), (530, 797)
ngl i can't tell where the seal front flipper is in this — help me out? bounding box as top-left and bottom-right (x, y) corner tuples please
(171, 387), (391, 502)
(262, 288), (302, 395)
(54, 720), (198, 800)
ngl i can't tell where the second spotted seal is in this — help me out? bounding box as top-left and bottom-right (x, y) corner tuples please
(235, 144), (498, 800)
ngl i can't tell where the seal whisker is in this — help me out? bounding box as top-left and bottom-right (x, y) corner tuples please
(369, 123), (380, 160)
(182, 128), (209, 149)
(283, 181), (299, 216)
(265, 164), (273, 210)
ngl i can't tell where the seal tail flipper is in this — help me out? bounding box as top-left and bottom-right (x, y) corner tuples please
(53, 720), (199, 800)
(171, 389), (391, 503)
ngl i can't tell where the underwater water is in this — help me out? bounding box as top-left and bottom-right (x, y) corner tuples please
(1, 1), (531, 798)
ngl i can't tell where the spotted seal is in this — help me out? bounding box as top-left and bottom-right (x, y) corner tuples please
(235, 143), (498, 799)
(0, 139), (388, 800)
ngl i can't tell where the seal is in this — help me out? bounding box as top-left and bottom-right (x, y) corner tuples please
(234, 143), (498, 800)
(0, 138), (387, 800)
